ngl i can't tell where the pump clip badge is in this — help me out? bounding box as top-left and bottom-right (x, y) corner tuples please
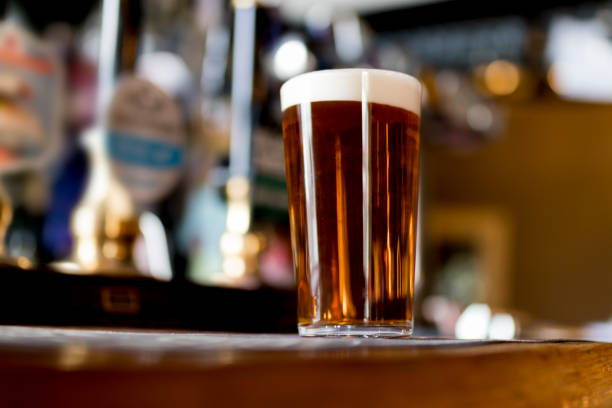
(106, 76), (185, 206)
(0, 22), (62, 173)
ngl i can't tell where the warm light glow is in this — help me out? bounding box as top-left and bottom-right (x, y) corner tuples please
(489, 313), (516, 340)
(226, 202), (250, 234)
(50, 261), (83, 274)
(273, 38), (308, 80)
(455, 303), (492, 339)
(76, 240), (98, 269)
(73, 207), (96, 236)
(223, 256), (246, 278)
(16, 256), (31, 269)
(244, 233), (261, 253)
(106, 181), (135, 218)
(226, 176), (250, 200)
(484, 60), (520, 96)
(221, 175), (255, 281)
(546, 64), (559, 93)
(220, 232), (245, 255)
(81, 127), (111, 203)
(102, 241), (120, 259)
(104, 217), (121, 239)
(58, 344), (90, 370)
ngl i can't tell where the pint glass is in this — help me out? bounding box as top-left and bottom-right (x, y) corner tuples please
(281, 69), (421, 336)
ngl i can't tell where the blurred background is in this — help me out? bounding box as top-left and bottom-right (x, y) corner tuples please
(1, 0), (612, 340)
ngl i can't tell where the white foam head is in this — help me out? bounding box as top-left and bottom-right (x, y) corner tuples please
(280, 68), (422, 114)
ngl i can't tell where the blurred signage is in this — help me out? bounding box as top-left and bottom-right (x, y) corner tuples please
(0, 22), (62, 173)
(391, 17), (527, 68)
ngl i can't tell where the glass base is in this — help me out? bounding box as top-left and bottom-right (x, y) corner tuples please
(298, 323), (412, 338)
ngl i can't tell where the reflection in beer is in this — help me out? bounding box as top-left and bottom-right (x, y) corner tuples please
(298, 102), (320, 322)
(334, 136), (355, 319)
(361, 71), (371, 322)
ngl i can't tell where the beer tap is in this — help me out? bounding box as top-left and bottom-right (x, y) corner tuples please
(54, 0), (176, 278)
(216, 0), (262, 286)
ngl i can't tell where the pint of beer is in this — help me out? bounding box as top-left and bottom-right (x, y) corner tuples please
(280, 69), (422, 336)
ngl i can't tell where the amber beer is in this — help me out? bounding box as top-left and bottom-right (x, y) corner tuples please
(281, 69), (421, 336)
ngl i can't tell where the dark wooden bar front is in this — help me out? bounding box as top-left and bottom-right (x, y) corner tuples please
(0, 327), (610, 407)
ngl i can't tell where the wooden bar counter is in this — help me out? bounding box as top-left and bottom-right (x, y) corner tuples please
(0, 326), (610, 407)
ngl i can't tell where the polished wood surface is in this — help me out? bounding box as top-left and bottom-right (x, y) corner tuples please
(0, 327), (610, 407)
